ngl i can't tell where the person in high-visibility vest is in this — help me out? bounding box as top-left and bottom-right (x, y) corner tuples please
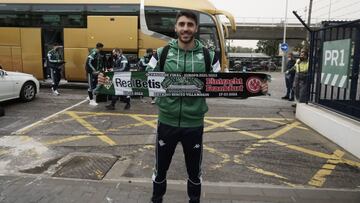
(288, 49), (309, 104)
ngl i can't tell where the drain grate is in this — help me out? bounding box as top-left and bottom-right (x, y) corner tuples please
(52, 154), (117, 180)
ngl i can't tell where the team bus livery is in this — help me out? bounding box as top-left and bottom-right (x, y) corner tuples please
(0, 0), (236, 81)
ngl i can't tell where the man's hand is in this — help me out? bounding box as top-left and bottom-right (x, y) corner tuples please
(98, 73), (105, 85)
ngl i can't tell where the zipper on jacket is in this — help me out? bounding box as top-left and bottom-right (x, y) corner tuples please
(178, 51), (187, 127)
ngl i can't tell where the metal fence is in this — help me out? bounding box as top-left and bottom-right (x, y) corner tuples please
(307, 19), (360, 121)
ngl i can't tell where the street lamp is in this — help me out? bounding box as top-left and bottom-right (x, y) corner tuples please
(281, 0), (289, 73)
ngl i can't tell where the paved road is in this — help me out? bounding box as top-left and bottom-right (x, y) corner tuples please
(0, 72), (359, 202)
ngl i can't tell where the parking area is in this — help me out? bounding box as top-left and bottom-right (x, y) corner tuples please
(0, 73), (359, 190)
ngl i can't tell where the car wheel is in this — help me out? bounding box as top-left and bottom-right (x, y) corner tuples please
(20, 81), (36, 102)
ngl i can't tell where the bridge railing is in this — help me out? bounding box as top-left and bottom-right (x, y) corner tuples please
(221, 17), (357, 27)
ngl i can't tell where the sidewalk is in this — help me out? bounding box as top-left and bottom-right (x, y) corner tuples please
(0, 175), (359, 203)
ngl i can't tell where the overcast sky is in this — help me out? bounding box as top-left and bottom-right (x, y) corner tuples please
(209, 0), (360, 48)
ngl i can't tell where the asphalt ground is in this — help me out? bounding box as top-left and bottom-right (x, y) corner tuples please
(0, 72), (359, 193)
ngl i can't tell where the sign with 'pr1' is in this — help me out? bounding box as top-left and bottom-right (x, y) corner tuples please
(97, 72), (270, 98)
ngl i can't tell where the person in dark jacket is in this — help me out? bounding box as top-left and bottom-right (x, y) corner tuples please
(105, 48), (130, 110)
(47, 42), (64, 96)
(86, 42), (104, 106)
(282, 52), (296, 101)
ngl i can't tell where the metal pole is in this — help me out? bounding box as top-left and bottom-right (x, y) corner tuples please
(307, 0), (313, 41)
(281, 0), (288, 73)
(328, 0), (332, 20)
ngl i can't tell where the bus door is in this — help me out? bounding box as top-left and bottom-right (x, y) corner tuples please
(41, 28), (64, 80)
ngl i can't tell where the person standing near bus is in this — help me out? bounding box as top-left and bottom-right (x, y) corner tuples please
(85, 42), (104, 106)
(147, 11), (222, 203)
(105, 48), (131, 110)
(47, 42), (64, 96)
(98, 11), (267, 203)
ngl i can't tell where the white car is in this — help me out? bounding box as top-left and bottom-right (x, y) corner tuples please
(0, 69), (40, 102)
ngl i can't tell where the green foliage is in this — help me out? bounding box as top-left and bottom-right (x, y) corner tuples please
(255, 40), (282, 57)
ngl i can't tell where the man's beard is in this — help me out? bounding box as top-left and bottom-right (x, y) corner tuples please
(178, 32), (194, 44)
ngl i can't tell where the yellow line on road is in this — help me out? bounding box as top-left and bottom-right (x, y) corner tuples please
(241, 122), (300, 155)
(269, 139), (333, 160)
(246, 165), (288, 180)
(203, 144), (231, 170)
(204, 118), (240, 132)
(204, 119), (264, 139)
(44, 135), (91, 145)
(0, 149), (9, 156)
(206, 117), (294, 120)
(308, 150), (345, 187)
(67, 111), (294, 121)
(263, 119), (308, 130)
(66, 112), (117, 146)
(107, 120), (158, 132)
(128, 115), (157, 129)
(69, 111), (158, 118)
(340, 158), (360, 169)
(267, 122), (301, 139)
(233, 155), (288, 180)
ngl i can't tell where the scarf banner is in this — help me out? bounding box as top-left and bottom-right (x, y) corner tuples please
(97, 72), (270, 98)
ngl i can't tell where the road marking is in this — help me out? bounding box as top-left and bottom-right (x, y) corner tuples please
(69, 111), (293, 121)
(340, 158), (360, 169)
(204, 118), (240, 132)
(246, 165), (288, 180)
(241, 122), (300, 155)
(66, 112), (117, 146)
(203, 145), (231, 170)
(263, 119), (308, 130)
(204, 119), (264, 139)
(107, 120), (157, 132)
(267, 122), (301, 139)
(269, 139), (333, 160)
(233, 154), (288, 180)
(44, 135), (91, 145)
(71, 111), (158, 118)
(12, 100), (88, 135)
(308, 150), (345, 187)
(128, 115), (157, 129)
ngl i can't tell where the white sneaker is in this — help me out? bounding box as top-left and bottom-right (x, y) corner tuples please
(151, 99), (156, 104)
(52, 88), (60, 96)
(86, 96), (90, 101)
(89, 100), (98, 106)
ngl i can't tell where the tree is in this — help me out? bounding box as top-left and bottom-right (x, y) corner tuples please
(228, 46), (254, 53)
(255, 40), (282, 57)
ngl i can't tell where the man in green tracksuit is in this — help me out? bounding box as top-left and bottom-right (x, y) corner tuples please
(145, 11), (220, 203)
(86, 42), (104, 106)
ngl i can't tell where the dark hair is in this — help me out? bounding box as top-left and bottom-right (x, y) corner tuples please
(146, 48), (153, 53)
(175, 11), (198, 25)
(53, 42), (61, 46)
(96, 42), (104, 48)
(113, 48), (122, 53)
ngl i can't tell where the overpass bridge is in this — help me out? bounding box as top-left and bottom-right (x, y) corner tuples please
(224, 17), (322, 40)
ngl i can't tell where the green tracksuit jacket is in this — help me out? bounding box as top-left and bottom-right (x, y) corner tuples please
(146, 39), (219, 127)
